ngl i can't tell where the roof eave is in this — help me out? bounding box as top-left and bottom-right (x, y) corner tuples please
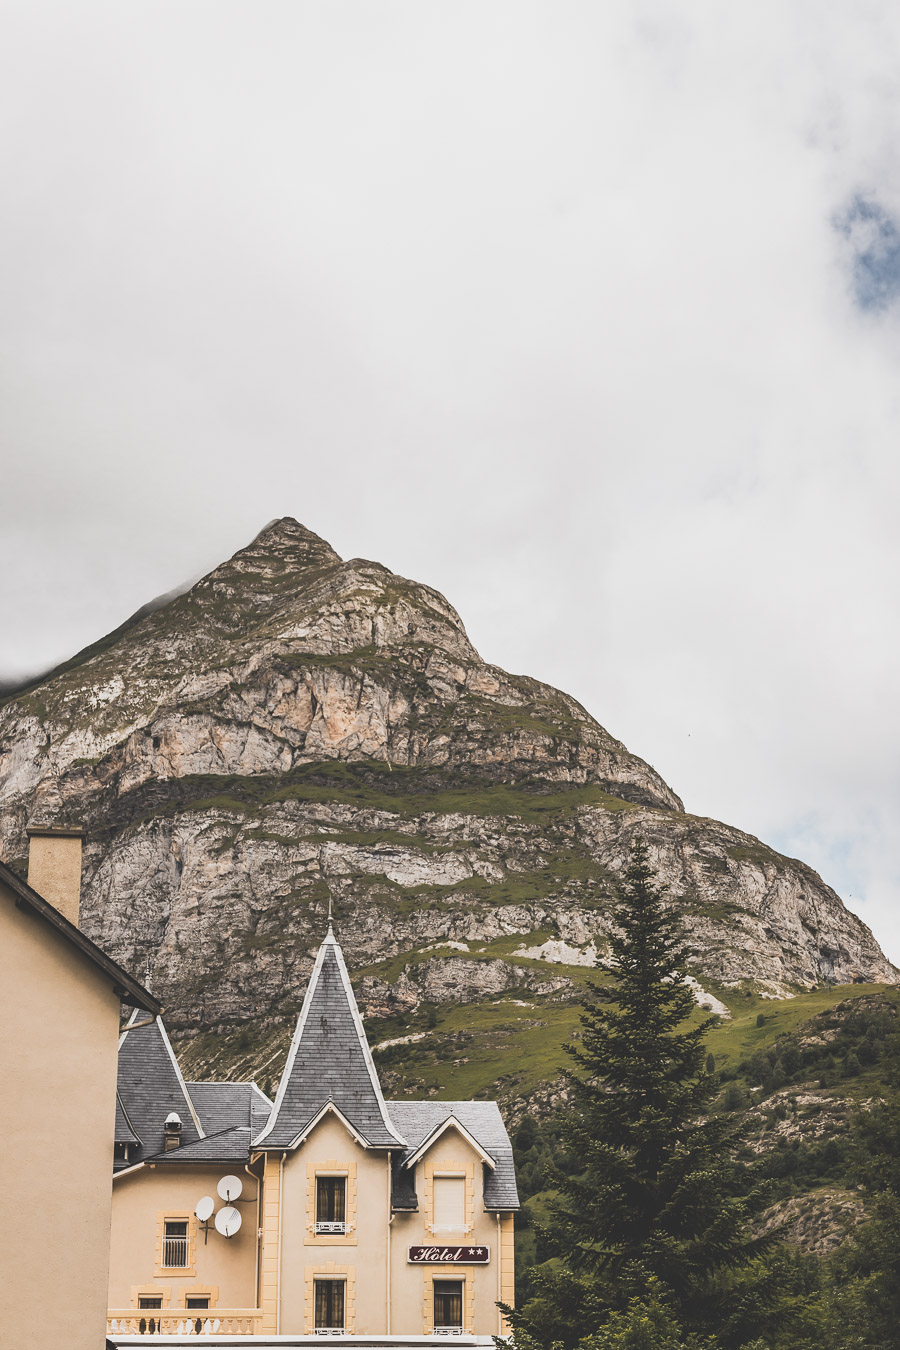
(256, 1100), (403, 1152)
(0, 860), (159, 1014)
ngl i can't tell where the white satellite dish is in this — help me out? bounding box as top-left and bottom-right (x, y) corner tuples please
(217, 1174), (242, 1202)
(215, 1205), (242, 1238)
(195, 1196), (214, 1222)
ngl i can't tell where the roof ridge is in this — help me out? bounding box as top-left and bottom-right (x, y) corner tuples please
(186, 1078), (254, 1085)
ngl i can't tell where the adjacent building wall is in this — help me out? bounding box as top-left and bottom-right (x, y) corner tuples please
(0, 879), (123, 1350)
(108, 1163), (260, 1310)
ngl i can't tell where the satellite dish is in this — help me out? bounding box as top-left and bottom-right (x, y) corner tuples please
(215, 1205), (242, 1238)
(217, 1174), (242, 1202)
(195, 1196), (214, 1222)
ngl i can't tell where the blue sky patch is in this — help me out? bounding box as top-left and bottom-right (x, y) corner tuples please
(836, 195), (900, 311)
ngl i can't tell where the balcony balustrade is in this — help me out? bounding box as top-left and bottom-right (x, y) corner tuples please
(107, 1308), (264, 1336)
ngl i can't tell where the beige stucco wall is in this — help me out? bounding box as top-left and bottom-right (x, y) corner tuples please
(278, 1113), (389, 1334)
(109, 1162), (261, 1309)
(0, 879), (123, 1350)
(266, 1114), (512, 1336)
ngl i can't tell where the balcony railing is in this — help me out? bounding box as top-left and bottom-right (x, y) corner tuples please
(162, 1235), (189, 1268)
(107, 1309), (264, 1336)
(315, 1220), (346, 1234)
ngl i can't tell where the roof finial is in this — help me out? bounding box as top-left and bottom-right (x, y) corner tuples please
(326, 893), (333, 935)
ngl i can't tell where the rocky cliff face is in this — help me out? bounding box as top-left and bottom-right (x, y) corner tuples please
(0, 519), (894, 1065)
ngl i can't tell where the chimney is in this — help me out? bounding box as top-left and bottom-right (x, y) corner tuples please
(164, 1112), (183, 1151)
(26, 827), (84, 926)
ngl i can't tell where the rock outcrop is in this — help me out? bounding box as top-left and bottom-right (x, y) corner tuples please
(0, 519), (894, 1055)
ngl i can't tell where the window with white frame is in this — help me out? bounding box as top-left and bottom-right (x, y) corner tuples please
(434, 1279), (464, 1331)
(314, 1277), (345, 1330)
(432, 1175), (466, 1231)
(315, 1175), (347, 1233)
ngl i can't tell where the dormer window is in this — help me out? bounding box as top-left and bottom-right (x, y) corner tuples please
(315, 1176), (346, 1234)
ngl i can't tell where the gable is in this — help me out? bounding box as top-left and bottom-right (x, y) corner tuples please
(401, 1116), (495, 1171)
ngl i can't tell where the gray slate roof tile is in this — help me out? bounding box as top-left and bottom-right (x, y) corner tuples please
(114, 1093), (141, 1146)
(146, 1126), (253, 1164)
(115, 1011), (203, 1169)
(113, 928), (518, 1216)
(186, 1081), (272, 1136)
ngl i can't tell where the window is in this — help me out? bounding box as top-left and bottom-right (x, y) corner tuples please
(314, 1278), (345, 1330)
(163, 1220), (189, 1268)
(138, 1297), (162, 1310)
(185, 1297), (209, 1310)
(316, 1176), (346, 1234)
(433, 1176), (466, 1231)
(434, 1280), (464, 1331)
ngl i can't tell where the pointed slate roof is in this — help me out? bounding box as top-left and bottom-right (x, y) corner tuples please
(114, 1009), (204, 1169)
(254, 926), (405, 1150)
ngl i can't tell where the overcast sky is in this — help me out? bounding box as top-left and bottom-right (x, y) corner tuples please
(3, 2), (900, 962)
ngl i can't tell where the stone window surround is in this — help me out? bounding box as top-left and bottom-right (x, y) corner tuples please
(306, 1159), (357, 1246)
(154, 1211), (198, 1278)
(132, 1284), (171, 1309)
(176, 1284), (219, 1309)
(421, 1267), (475, 1334)
(304, 1262), (356, 1333)
(423, 1158), (475, 1237)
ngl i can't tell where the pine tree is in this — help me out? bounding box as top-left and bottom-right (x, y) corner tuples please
(508, 839), (770, 1348)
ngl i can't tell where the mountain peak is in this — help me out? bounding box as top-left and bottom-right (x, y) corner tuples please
(239, 517), (342, 569)
(1, 519), (895, 1030)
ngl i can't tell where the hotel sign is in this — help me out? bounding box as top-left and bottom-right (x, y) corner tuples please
(408, 1245), (490, 1264)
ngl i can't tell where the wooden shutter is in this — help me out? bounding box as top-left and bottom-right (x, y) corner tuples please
(433, 1176), (465, 1229)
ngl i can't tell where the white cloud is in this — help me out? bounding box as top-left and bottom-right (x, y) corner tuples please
(1, 2), (900, 959)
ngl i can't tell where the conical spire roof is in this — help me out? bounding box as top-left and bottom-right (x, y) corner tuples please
(254, 926), (404, 1149)
(115, 1009), (204, 1167)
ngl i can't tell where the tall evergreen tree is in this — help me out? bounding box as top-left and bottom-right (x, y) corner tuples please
(508, 839), (770, 1348)
(822, 1029), (900, 1350)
